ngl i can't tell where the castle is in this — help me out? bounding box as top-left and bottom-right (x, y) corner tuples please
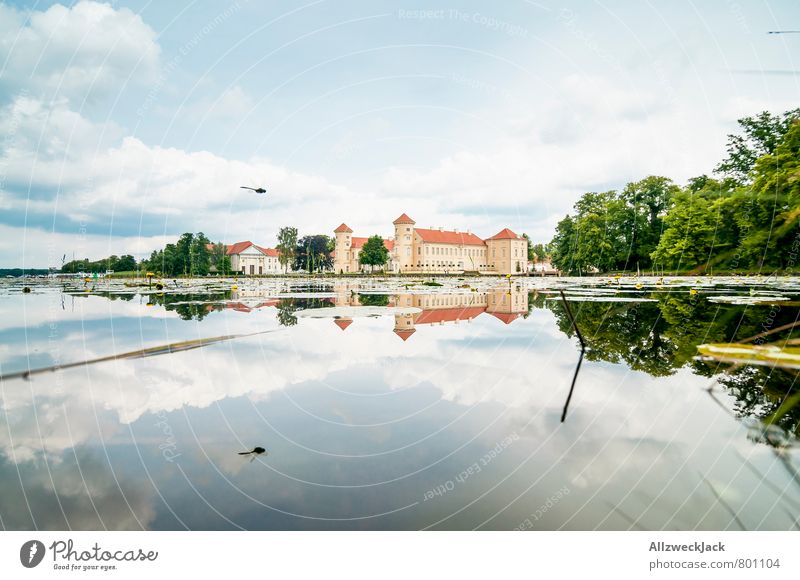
(334, 213), (528, 275)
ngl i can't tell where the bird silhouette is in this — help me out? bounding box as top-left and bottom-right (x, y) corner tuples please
(240, 186), (267, 194)
(238, 446), (266, 456)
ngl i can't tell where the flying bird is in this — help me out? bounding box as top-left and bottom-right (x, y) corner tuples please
(238, 446), (266, 456)
(240, 186), (267, 194)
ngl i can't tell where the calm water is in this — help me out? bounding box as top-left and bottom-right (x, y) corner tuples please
(0, 276), (798, 530)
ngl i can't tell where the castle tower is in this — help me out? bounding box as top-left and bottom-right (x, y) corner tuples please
(333, 223), (353, 273)
(393, 312), (416, 341)
(392, 213), (416, 272)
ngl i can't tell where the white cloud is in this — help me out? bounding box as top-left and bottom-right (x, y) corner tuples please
(0, 223), (174, 268)
(0, 0), (160, 102)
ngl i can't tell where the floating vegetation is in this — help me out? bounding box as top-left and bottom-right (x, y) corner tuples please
(707, 294), (793, 305)
(547, 295), (657, 303)
(697, 343), (800, 369)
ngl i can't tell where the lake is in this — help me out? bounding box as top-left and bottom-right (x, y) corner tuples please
(0, 275), (798, 530)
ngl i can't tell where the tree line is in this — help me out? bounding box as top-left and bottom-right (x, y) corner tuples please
(62, 254), (137, 273)
(548, 108), (800, 274)
(142, 233), (231, 276)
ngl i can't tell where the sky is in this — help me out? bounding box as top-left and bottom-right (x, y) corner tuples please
(0, 0), (798, 268)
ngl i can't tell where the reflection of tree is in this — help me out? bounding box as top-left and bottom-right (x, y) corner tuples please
(90, 292), (135, 302)
(712, 365), (800, 439)
(542, 291), (800, 441)
(145, 292), (230, 321)
(275, 297), (335, 327)
(358, 294), (389, 307)
(523, 290), (547, 318)
(548, 300), (677, 377)
(276, 301), (298, 327)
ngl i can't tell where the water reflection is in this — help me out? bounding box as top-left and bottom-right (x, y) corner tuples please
(0, 277), (798, 530)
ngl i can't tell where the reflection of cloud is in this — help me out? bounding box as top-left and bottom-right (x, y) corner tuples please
(0, 450), (156, 530)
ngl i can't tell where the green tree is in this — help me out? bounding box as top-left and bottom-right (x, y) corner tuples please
(651, 178), (739, 272)
(735, 119), (800, 269)
(550, 214), (578, 273)
(190, 232), (211, 275)
(115, 255), (136, 271)
(175, 233), (194, 276)
(619, 176), (679, 271)
(276, 226), (298, 273)
(294, 235), (333, 273)
(715, 109), (800, 184)
(358, 235), (389, 272)
(209, 243), (229, 274)
(573, 190), (625, 273)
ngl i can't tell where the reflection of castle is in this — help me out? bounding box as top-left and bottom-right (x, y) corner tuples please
(334, 213), (528, 275)
(332, 286), (529, 341)
(227, 288), (279, 312)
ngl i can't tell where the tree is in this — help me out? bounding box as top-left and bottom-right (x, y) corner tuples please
(209, 243), (230, 275)
(550, 214), (578, 273)
(531, 243), (548, 263)
(175, 233), (194, 276)
(114, 254), (136, 271)
(572, 190), (625, 273)
(619, 176), (679, 270)
(190, 232), (211, 275)
(294, 235), (333, 273)
(651, 178), (739, 272)
(276, 226), (298, 273)
(358, 235), (389, 272)
(715, 108), (800, 184)
(735, 119), (800, 269)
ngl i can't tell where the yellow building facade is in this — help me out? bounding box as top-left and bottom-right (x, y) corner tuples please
(334, 213), (528, 275)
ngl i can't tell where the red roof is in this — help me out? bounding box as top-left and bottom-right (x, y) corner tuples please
(334, 223), (353, 233)
(415, 306), (486, 325)
(225, 300), (279, 313)
(225, 241), (280, 256)
(489, 312), (521, 325)
(393, 213), (415, 224)
(415, 228), (486, 246)
(486, 228), (521, 240)
(351, 237), (395, 250)
(334, 319), (353, 331)
(394, 328), (416, 340)
(255, 245), (280, 257)
(225, 241), (255, 255)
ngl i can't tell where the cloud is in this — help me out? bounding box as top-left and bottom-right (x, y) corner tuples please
(0, 0), (160, 103)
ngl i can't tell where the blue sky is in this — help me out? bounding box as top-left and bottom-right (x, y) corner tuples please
(1, 0), (798, 267)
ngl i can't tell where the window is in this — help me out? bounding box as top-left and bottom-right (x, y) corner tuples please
(406, 247), (411, 256)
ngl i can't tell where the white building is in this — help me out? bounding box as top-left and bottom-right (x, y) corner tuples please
(225, 241), (282, 275)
